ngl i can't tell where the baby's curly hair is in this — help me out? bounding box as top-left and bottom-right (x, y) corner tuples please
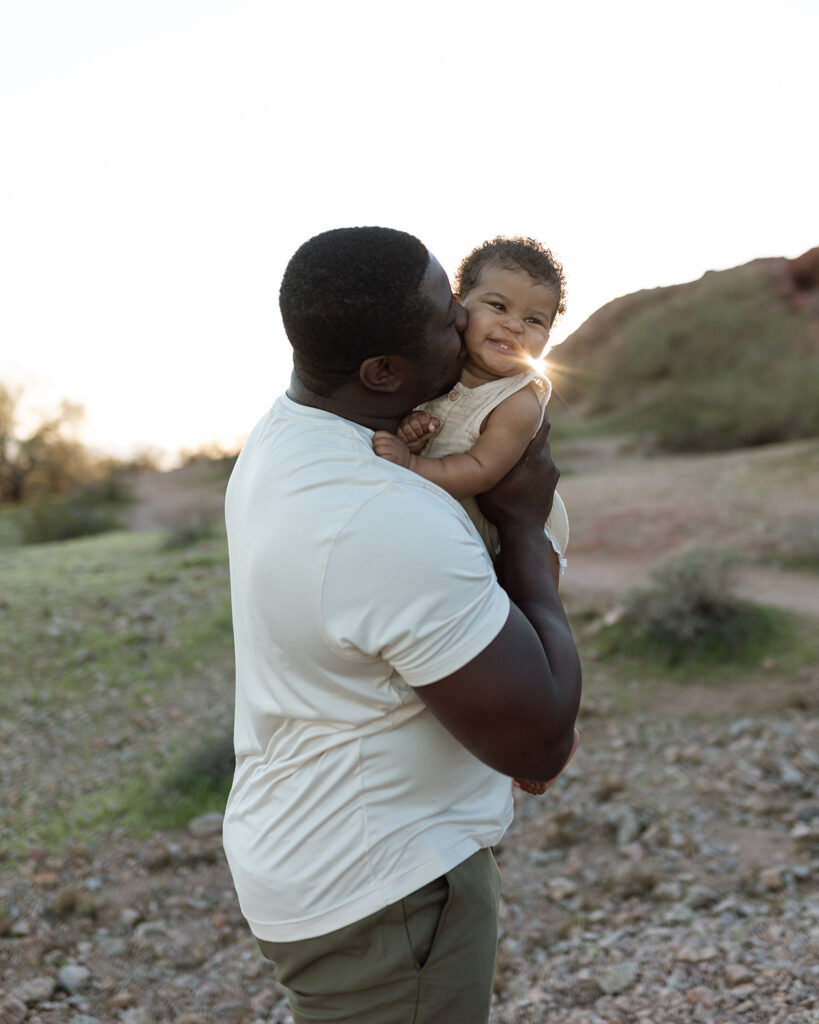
(454, 236), (566, 319)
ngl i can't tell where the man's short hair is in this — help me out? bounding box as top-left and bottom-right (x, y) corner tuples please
(280, 227), (431, 397)
(455, 236), (567, 320)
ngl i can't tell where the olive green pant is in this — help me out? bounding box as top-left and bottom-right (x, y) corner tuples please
(256, 847), (501, 1024)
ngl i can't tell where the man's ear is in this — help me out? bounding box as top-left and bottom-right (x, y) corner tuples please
(359, 355), (403, 393)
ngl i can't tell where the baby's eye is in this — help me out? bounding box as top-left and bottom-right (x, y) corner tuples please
(489, 301), (506, 311)
(526, 317), (545, 327)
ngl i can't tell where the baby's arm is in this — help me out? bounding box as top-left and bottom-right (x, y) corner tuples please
(374, 386), (543, 500)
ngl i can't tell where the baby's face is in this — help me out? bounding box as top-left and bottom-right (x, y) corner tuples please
(459, 263), (558, 381)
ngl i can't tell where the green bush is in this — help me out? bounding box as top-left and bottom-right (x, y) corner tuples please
(600, 548), (783, 666)
(650, 360), (819, 452)
(160, 514), (221, 551)
(16, 495), (124, 544)
(129, 734), (235, 832)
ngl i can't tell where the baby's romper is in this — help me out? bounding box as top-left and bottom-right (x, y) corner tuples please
(419, 369), (569, 570)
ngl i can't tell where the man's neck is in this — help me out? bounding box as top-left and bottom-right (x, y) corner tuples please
(286, 373), (403, 433)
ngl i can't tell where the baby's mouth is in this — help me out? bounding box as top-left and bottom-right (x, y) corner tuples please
(488, 338), (524, 357)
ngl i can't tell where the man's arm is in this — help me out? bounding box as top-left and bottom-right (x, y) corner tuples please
(412, 416), (581, 782)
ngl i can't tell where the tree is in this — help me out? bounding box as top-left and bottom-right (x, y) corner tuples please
(0, 383), (95, 503)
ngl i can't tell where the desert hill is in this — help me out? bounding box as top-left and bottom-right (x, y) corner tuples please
(549, 247), (819, 452)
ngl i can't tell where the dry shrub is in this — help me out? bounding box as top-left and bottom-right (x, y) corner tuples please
(601, 547), (781, 666)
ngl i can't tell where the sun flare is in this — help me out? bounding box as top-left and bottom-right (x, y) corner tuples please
(524, 354), (550, 377)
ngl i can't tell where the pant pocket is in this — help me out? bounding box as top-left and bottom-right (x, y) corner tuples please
(401, 873), (450, 969)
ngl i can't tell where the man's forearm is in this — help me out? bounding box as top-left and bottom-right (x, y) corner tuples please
(494, 523), (582, 766)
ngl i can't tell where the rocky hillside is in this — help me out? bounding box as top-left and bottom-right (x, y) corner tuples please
(550, 248), (819, 452)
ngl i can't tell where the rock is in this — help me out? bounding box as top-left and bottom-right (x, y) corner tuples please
(174, 1014), (213, 1024)
(14, 976), (56, 1004)
(686, 884), (720, 909)
(685, 985), (714, 1006)
(132, 921), (208, 968)
(187, 812), (224, 838)
(0, 998), (27, 1024)
(594, 773), (626, 801)
(606, 805), (641, 845)
(96, 936), (128, 957)
(565, 978), (603, 1007)
(778, 760), (806, 786)
(122, 1009), (152, 1024)
(69, 1017), (101, 1024)
(58, 964), (91, 994)
(143, 842), (173, 871)
(759, 866), (788, 891)
(613, 863), (656, 897)
(596, 961), (639, 994)
(675, 944), (718, 963)
(652, 880), (683, 902)
(547, 877), (578, 901)
(108, 990), (137, 1009)
(119, 907), (142, 928)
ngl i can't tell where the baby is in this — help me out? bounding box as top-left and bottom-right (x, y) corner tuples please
(374, 236), (571, 794)
(374, 235), (569, 584)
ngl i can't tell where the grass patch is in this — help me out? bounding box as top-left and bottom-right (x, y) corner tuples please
(127, 733), (235, 833)
(773, 513), (819, 572)
(0, 530), (235, 854)
(596, 548), (795, 670)
(160, 513), (222, 551)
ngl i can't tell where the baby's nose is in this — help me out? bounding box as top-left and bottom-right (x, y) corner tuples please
(503, 315), (523, 333)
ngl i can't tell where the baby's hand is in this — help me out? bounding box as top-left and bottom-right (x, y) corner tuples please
(514, 778), (551, 795)
(397, 410), (440, 454)
(373, 431), (412, 468)
(514, 729), (580, 796)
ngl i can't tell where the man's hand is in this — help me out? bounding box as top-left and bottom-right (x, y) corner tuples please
(477, 415), (558, 532)
(397, 410), (440, 454)
(373, 431), (412, 468)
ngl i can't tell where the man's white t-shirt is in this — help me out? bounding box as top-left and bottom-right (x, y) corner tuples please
(223, 395), (514, 942)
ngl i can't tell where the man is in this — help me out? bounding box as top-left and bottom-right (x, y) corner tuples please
(223, 226), (582, 1024)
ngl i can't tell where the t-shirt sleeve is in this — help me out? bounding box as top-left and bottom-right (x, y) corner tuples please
(320, 482), (510, 687)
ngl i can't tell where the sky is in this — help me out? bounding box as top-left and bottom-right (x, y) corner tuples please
(1, 0), (816, 463)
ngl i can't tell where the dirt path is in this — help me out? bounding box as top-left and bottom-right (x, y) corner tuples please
(554, 436), (819, 617)
(563, 553), (819, 617)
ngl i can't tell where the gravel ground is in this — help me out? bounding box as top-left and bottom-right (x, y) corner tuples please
(2, 695), (817, 1024)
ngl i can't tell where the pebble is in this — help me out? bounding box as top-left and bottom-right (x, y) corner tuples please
(58, 965), (92, 994)
(187, 812), (225, 838)
(0, 999), (27, 1024)
(120, 907), (142, 927)
(13, 977), (56, 1005)
(596, 961), (639, 994)
(607, 805), (641, 846)
(547, 877), (579, 901)
(725, 963), (754, 985)
(759, 866), (788, 891)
